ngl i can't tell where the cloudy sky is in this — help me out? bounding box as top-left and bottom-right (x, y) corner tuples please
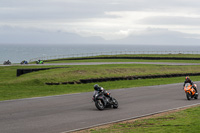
(1, 0), (200, 45)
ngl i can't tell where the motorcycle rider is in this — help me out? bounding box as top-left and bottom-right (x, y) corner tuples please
(93, 84), (112, 100)
(183, 76), (198, 94)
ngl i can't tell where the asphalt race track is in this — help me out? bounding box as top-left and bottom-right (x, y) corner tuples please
(0, 82), (200, 133)
(2, 62), (200, 66)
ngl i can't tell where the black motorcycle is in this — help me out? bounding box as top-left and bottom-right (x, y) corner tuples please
(3, 60), (11, 65)
(93, 92), (118, 110)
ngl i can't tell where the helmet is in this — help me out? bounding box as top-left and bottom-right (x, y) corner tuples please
(185, 76), (190, 81)
(94, 84), (100, 91)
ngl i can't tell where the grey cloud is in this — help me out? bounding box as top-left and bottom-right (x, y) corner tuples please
(1, 0), (200, 21)
(140, 16), (200, 26)
(0, 0), (197, 20)
(111, 28), (200, 45)
(0, 0), (113, 20)
(1, 0), (200, 45)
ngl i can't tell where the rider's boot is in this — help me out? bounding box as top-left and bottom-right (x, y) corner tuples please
(107, 96), (113, 103)
(194, 87), (198, 94)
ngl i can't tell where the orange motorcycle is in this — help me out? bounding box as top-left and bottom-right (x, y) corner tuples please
(184, 83), (198, 100)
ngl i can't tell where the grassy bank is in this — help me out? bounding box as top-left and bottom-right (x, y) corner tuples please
(3, 64), (200, 84)
(1, 76), (200, 101)
(43, 54), (200, 63)
(1, 55), (200, 101)
(83, 105), (200, 133)
(1, 64), (200, 100)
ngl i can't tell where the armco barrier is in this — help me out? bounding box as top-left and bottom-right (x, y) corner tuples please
(45, 72), (200, 85)
(17, 67), (67, 76)
(17, 68), (51, 77)
(44, 56), (200, 62)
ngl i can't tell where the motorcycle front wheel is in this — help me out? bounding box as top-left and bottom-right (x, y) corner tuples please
(112, 98), (118, 109)
(186, 92), (191, 100)
(95, 100), (105, 110)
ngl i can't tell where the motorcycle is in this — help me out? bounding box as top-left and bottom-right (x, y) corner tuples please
(184, 83), (198, 100)
(93, 91), (118, 110)
(3, 60), (11, 65)
(20, 60), (28, 64)
(36, 60), (44, 64)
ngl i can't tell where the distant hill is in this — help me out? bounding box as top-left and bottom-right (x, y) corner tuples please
(0, 26), (106, 44)
(0, 26), (200, 45)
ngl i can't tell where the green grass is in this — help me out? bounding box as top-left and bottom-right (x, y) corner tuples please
(1, 66), (200, 101)
(0, 76), (192, 101)
(43, 54), (200, 63)
(1, 58), (200, 101)
(1, 55), (200, 133)
(98, 54), (200, 58)
(3, 64), (200, 85)
(89, 105), (200, 133)
(45, 58), (200, 63)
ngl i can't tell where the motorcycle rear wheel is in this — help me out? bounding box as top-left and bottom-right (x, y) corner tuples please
(194, 94), (198, 99)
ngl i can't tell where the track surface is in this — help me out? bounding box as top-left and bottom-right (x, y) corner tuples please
(0, 82), (200, 133)
(1, 62), (200, 66)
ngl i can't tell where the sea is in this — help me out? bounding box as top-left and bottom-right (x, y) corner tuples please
(1, 44), (200, 63)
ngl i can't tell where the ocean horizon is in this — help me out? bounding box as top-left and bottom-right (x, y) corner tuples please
(1, 44), (200, 63)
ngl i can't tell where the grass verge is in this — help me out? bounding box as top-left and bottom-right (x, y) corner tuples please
(1, 75), (200, 101)
(43, 53), (200, 64)
(3, 64), (200, 84)
(1, 63), (200, 101)
(45, 58), (200, 64)
(77, 105), (200, 133)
